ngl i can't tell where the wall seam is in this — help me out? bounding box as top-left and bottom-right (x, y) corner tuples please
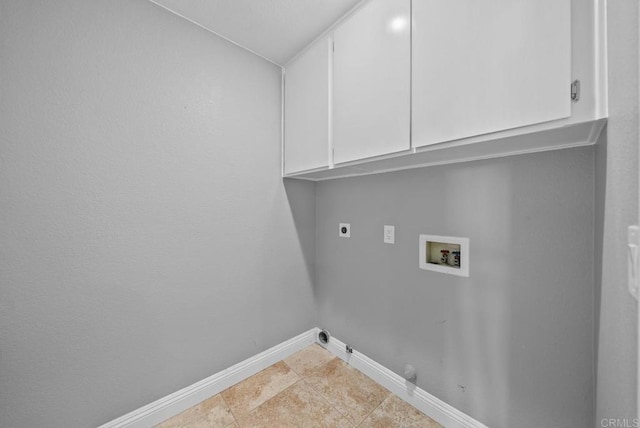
(148, 0), (284, 68)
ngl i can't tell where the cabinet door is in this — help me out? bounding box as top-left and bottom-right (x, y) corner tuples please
(333, 0), (411, 164)
(412, 0), (572, 147)
(284, 36), (330, 174)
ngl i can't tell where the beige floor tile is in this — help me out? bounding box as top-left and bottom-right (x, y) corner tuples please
(221, 361), (300, 419)
(360, 394), (443, 428)
(284, 344), (336, 377)
(304, 358), (390, 426)
(239, 380), (353, 428)
(155, 394), (235, 428)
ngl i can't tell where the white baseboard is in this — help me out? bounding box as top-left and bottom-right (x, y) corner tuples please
(99, 327), (487, 428)
(98, 328), (318, 428)
(321, 333), (490, 428)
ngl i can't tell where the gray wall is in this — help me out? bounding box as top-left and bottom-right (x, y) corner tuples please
(595, 0), (639, 425)
(0, 1), (316, 427)
(316, 147), (595, 428)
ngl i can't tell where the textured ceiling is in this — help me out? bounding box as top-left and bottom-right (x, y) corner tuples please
(150, 0), (363, 66)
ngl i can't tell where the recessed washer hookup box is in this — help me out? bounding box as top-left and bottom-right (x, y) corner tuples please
(419, 234), (469, 277)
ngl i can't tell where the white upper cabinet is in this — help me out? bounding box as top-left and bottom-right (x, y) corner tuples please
(282, 0), (605, 181)
(332, 0), (411, 164)
(412, 0), (572, 147)
(284, 36), (331, 174)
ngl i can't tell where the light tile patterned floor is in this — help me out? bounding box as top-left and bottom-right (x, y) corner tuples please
(156, 344), (443, 427)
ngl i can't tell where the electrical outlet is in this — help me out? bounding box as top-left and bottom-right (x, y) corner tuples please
(384, 225), (395, 244)
(339, 223), (350, 238)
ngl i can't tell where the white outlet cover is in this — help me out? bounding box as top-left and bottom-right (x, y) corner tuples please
(384, 225), (395, 244)
(339, 223), (350, 238)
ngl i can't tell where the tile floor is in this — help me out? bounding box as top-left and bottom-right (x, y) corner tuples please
(156, 344), (443, 427)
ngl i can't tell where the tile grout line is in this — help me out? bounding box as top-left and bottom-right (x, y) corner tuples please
(156, 343), (439, 427)
(354, 391), (392, 427)
(282, 348), (336, 378)
(297, 369), (355, 426)
(221, 361), (302, 423)
(291, 348), (394, 427)
(239, 377), (305, 421)
(163, 345), (419, 427)
(282, 353), (356, 425)
(331, 357), (392, 427)
(219, 391), (240, 427)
